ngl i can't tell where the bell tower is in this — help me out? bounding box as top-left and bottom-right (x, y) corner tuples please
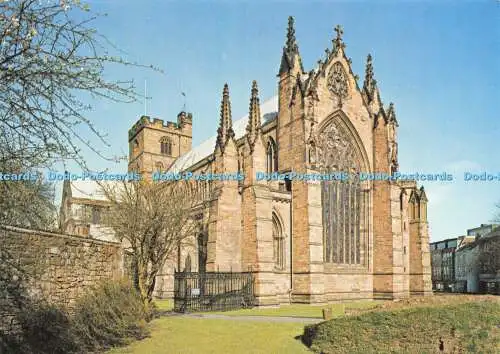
(128, 112), (192, 177)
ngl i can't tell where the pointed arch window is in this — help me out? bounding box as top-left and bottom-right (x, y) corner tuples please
(266, 138), (278, 173)
(184, 254), (192, 272)
(318, 116), (368, 266)
(198, 232), (208, 273)
(272, 213), (285, 270)
(160, 136), (172, 156)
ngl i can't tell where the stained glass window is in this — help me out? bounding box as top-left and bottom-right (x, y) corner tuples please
(318, 118), (366, 265)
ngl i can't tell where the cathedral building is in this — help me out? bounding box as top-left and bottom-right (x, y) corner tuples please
(127, 17), (432, 304)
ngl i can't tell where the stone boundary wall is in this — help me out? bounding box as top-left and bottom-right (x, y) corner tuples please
(0, 225), (124, 332)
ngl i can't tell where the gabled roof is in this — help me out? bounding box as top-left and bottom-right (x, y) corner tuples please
(68, 180), (120, 202)
(169, 95), (279, 173)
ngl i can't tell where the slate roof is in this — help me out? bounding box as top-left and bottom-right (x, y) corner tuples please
(169, 95), (279, 173)
(69, 180), (118, 201)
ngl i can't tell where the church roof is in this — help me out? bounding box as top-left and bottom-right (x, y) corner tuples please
(69, 180), (118, 202)
(169, 95), (279, 173)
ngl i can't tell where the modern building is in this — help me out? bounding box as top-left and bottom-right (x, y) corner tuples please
(466, 224), (499, 238)
(430, 225), (499, 294)
(477, 230), (500, 294)
(454, 239), (480, 293)
(430, 238), (459, 292)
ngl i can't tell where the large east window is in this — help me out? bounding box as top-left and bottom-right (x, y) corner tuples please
(315, 116), (368, 266)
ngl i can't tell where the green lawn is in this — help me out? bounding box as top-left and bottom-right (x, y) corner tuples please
(208, 300), (379, 318)
(107, 317), (309, 354)
(153, 298), (379, 318)
(107, 300), (378, 354)
(118, 296), (499, 354)
(154, 299), (174, 312)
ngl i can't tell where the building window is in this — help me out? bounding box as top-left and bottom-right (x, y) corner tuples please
(133, 139), (139, 152)
(81, 205), (92, 223)
(92, 207), (101, 224)
(198, 232), (208, 273)
(272, 213), (285, 270)
(284, 176), (292, 192)
(266, 138), (278, 173)
(322, 177), (364, 264)
(184, 254), (192, 272)
(318, 118), (366, 266)
(155, 161), (164, 171)
(160, 136), (172, 156)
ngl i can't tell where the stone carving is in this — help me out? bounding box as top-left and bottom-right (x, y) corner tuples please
(390, 141), (399, 174)
(327, 62), (349, 100)
(315, 118), (360, 172)
(308, 140), (317, 164)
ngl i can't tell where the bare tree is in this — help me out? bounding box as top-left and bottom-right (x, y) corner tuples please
(477, 235), (500, 275)
(0, 0), (159, 231)
(0, 179), (56, 230)
(0, 0), (160, 168)
(100, 180), (199, 310)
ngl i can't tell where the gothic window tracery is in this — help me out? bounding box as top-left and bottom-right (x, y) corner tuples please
(266, 138), (278, 173)
(318, 117), (367, 265)
(327, 62), (349, 100)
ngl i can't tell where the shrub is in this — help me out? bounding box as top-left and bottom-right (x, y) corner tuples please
(72, 279), (151, 352)
(1, 279), (151, 353)
(0, 300), (80, 354)
(19, 301), (80, 354)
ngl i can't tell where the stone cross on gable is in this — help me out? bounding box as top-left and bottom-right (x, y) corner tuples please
(334, 25), (344, 41)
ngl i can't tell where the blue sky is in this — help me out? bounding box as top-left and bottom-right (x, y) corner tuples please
(62, 0), (499, 242)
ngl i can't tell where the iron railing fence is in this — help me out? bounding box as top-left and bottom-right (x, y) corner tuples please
(174, 270), (255, 312)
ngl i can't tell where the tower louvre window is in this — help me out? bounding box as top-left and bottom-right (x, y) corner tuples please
(160, 136), (172, 156)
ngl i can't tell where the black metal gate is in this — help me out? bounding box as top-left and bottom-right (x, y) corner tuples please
(174, 270), (255, 312)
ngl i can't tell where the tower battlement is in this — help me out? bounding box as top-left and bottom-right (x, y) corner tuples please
(128, 113), (192, 141)
(128, 111), (193, 176)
